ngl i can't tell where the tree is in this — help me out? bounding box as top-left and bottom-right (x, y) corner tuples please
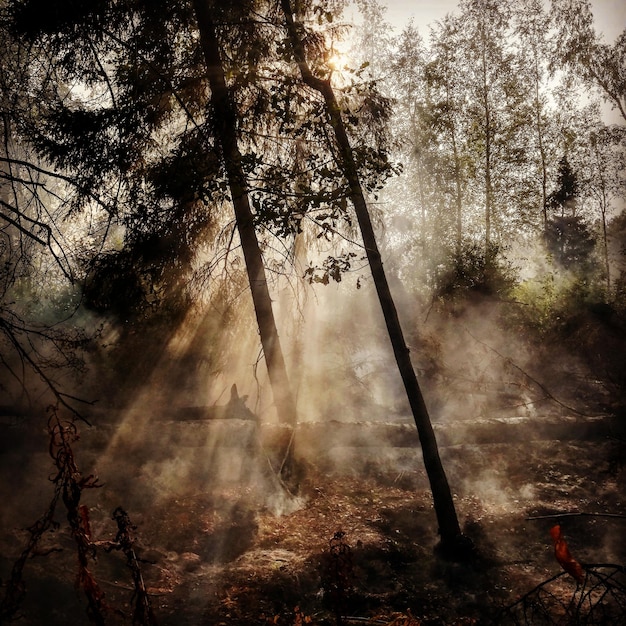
(545, 154), (596, 268)
(551, 0), (626, 123)
(555, 106), (626, 291)
(191, 0), (298, 478)
(6, 0), (409, 482)
(547, 154), (579, 217)
(384, 14), (479, 295)
(7, 0), (301, 436)
(423, 15), (471, 257)
(513, 0), (558, 231)
(385, 15), (469, 284)
(353, 0), (394, 80)
(0, 2), (93, 416)
(584, 124), (626, 289)
(460, 0), (526, 256)
(280, 0), (469, 555)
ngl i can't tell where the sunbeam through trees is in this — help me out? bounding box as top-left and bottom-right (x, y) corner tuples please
(0, 0), (625, 624)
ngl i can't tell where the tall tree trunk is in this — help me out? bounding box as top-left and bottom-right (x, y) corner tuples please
(444, 80), (463, 256)
(192, 0), (297, 479)
(480, 21), (492, 256)
(451, 124), (463, 256)
(532, 51), (548, 231)
(597, 168), (611, 291)
(280, 0), (467, 554)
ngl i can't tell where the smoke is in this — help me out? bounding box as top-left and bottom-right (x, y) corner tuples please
(2, 207), (622, 599)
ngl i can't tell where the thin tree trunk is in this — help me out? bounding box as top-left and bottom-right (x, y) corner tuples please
(532, 51), (548, 231)
(410, 110), (428, 254)
(598, 179), (610, 291)
(480, 25), (492, 256)
(591, 140), (611, 291)
(601, 196), (610, 291)
(192, 0), (297, 479)
(444, 80), (463, 255)
(451, 128), (463, 256)
(280, 0), (467, 553)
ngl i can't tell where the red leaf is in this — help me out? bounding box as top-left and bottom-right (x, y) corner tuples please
(550, 524), (585, 584)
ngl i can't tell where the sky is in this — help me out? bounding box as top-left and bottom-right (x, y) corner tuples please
(378, 0), (626, 42)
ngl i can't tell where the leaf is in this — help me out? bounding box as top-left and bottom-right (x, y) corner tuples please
(550, 524), (585, 584)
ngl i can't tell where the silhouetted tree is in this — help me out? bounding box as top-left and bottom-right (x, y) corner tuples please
(547, 155), (579, 217)
(192, 0), (298, 477)
(545, 155), (595, 268)
(280, 0), (469, 555)
(7, 1), (303, 446)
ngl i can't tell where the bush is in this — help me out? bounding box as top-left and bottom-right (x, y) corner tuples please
(433, 241), (517, 306)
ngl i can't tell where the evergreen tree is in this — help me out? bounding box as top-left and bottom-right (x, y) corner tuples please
(7, 0), (303, 436)
(545, 154), (595, 268)
(547, 155), (579, 216)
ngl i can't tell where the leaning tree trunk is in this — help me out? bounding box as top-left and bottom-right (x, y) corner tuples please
(280, 0), (467, 554)
(192, 0), (297, 480)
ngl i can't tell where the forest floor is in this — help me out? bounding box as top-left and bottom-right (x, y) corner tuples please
(1, 410), (625, 625)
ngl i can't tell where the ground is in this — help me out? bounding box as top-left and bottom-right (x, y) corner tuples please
(0, 411), (625, 625)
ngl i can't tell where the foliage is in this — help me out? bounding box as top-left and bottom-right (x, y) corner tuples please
(550, 0), (626, 122)
(303, 252), (359, 285)
(546, 155), (579, 213)
(433, 241), (517, 305)
(376, 0), (625, 311)
(509, 267), (602, 335)
(545, 214), (596, 269)
(508, 264), (626, 404)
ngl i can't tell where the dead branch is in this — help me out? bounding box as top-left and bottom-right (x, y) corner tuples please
(526, 512), (626, 521)
(107, 507), (158, 626)
(498, 564), (626, 625)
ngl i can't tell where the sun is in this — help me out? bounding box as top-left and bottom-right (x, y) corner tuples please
(326, 42), (351, 72)
(327, 51), (347, 71)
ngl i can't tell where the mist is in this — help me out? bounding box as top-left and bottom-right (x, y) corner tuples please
(2, 0), (626, 623)
(2, 220), (625, 623)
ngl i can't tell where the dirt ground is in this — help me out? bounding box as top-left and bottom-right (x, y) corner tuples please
(1, 412), (625, 625)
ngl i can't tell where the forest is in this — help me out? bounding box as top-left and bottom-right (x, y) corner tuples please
(0, 0), (625, 624)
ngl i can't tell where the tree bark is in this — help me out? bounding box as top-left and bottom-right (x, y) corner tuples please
(532, 52), (548, 231)
(280, 0), (466, 552)
(448, 91), (463, 256)
(192, 0), (297, 478)
(479, 16), (492, 256)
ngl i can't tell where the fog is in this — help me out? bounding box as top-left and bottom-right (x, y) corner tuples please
(1, 218), (624, 624)
(16, 237), (605, 513)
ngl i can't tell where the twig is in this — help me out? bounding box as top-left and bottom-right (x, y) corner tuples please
(526, 512), (626, 521)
